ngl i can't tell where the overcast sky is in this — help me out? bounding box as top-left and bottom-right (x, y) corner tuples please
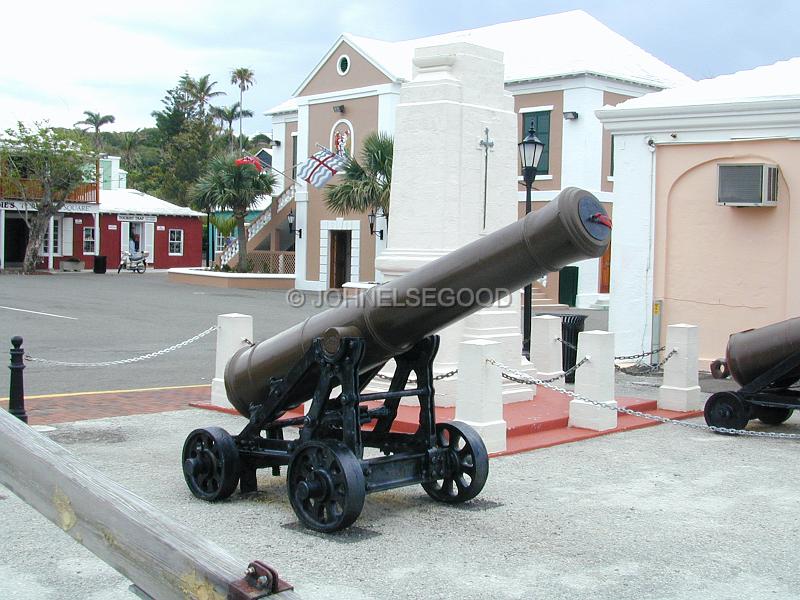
(2, 0), (799, 136)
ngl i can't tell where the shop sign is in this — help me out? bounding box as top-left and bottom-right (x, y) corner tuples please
(117, 214), (158, 223)
(0, 200), (97, 214)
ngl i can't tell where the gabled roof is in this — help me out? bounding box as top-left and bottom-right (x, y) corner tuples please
(348, 11), (690, 88)
(100, 189), (204, 217)
(290, 34), (400, 97)
(272, 10), (690, 116)
(603, 57), (800, 111)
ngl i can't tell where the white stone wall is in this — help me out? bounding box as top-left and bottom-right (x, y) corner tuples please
(606, 133), (656, 356)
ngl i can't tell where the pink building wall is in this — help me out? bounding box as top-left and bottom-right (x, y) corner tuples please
(654, 139), (800, 364)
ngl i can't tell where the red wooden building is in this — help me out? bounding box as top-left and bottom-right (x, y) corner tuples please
(0, 188), (204, 271)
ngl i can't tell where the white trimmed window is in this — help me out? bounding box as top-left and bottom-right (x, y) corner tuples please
(40, 218), (60, 255)
(83, 227), (96, 254)
(336, 54), (350, 76)
(215, 229), (227, 252)
(168, 229), (184, 255)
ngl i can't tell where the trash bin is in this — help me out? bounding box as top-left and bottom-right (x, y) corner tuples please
(539, 313), (588, 383)
(93, 255), (107, 274)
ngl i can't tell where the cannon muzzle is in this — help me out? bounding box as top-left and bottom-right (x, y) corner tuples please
(723, 317), (800, 386)
(225, 187), (611, 419)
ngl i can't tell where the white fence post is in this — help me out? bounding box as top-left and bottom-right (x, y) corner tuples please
(532, 315), (563, 381)
(658, 324), (702, 411)
(569, 330), (617, 431)
(211, 313), (254, 408)
(455, 339), (507, 454)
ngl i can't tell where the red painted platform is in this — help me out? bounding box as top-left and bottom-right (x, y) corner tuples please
(191, 387), (702, 456)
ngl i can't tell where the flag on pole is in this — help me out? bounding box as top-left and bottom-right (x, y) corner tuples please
(296, 148), (348, 188)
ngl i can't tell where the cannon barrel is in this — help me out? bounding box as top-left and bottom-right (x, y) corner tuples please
(225, 187), (611, 419)
(724, 317), (800, 386)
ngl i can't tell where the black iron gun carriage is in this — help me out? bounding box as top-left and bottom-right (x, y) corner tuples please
(707, 317), (800, 430)
(182, 188), (612, 531)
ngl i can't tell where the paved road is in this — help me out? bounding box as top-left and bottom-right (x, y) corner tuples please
(0, 272), (321, 396)
(1, 271), (735, 398)
(1, 408), (798, 600)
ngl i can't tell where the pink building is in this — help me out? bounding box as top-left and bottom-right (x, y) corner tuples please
(597, 58), (800, 366)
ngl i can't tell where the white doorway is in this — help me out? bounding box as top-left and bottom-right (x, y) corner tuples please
(120, 221), (155, 264)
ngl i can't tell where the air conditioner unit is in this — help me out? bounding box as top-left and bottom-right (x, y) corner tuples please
(717, 164), (779, 206)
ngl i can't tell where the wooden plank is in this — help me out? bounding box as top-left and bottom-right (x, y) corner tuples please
(0, 409), (301, 600)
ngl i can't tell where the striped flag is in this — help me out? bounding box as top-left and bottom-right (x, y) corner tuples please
(296, 149), (348, 188)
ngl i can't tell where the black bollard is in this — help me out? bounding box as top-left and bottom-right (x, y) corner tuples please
(9, 336), (28, 423)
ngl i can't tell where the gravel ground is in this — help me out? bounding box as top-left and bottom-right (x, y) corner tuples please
(2, 407), (799, 600)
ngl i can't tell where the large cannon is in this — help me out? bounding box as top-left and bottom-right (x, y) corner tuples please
(706, 318), (800, 430)
(182, 187), (611, 531)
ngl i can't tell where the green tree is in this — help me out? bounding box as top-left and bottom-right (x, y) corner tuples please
(160, 117), (218, 205)
(75, 110), (115, 150)
(210, 102), (253, 148)
(325, 131), (393, 219)
(191, 153), (275, 270)
(230, 67), (255, 152)
(0, 122), (92, 273)
(183, 74), (225, 116)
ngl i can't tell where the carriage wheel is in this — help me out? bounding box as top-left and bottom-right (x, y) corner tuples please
(182, 427), (241, 501)
(757, 406), (794, 425)
(704, 392), (749, 431)
(422, 421), (489, 503)
(287, 441), (365, 532)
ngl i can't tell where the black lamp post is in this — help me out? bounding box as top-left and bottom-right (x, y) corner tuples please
(518, 124), (545, 360)
(367, 209), (384, 240)
(288, 209), (301, 239)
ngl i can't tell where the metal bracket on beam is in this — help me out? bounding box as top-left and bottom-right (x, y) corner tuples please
(228, 561), (294, 599)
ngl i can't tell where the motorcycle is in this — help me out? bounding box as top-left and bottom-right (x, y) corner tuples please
(117, 250), (149, 274)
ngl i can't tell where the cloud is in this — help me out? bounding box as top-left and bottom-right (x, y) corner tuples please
(2, 0), (798, 136)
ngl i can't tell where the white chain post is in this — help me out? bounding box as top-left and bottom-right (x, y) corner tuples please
(569, 330), (617, 431)
(658, 324), (702, 411)
(455, 339), (507, 454)
(211, 314), (254, 408)
(532, 315), (563, 383)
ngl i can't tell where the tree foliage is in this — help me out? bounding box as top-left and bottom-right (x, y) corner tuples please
(0, 122), (92, 272)
(75, 110), (115, 150)
(191, 153), (275, 270)
(325, 132), (393, 219)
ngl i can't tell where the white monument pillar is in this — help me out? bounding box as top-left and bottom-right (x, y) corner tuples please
(375, 42), (533, 406)
(569, 330), (617, 431)
(531, 315), (563, 382)
(455, 339), (507, 454)
(658, 324), (702, 411)
(211, 313), (254, 408)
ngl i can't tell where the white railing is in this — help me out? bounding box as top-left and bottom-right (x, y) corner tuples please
(219, 184), (297, 266)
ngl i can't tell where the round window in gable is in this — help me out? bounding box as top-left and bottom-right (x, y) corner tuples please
(336, 54), (350, 76)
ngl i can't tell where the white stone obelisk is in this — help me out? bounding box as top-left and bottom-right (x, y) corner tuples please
(375, 42), (534, 406)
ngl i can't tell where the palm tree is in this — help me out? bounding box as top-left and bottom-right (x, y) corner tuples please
(191, 153), (275, 271)
(325, 132), (393, 220)
(209, 102), (253, 147)
(230, 67), (255, 152)
(183, 74), (225, 115)
(119, 129), (140, 169)
(75, 110), (115, 150)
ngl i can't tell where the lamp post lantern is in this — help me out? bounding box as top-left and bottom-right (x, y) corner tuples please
(518, 124), (545, 359)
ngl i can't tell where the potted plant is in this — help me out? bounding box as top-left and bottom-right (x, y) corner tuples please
(60, 257), (85, 272)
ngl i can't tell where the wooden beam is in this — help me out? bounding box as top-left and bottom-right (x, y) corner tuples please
(0, 409), (301, 600)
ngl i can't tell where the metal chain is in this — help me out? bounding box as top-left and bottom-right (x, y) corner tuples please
(24, 326), (218, 367)
(487, 358), (800, 440)
(555, 337), (577, 351)
(615, 346), (666, 361)
(374, 369), (458, 383)
(556, 338), (668, 363)
(615, 348), (677, 375)
(498, 356), (589, 384)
